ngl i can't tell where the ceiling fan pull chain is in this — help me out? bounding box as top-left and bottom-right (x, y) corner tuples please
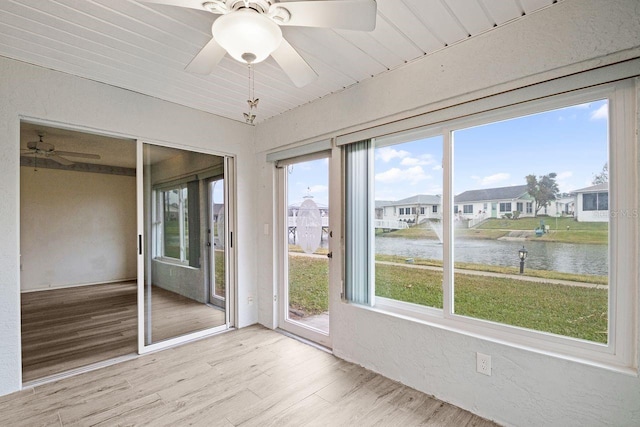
(244, 63), (257, 124)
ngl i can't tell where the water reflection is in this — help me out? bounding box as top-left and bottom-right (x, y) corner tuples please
(374, 237), (607, 276)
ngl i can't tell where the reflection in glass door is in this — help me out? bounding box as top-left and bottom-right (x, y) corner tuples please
(139, 143), (232, 350)
(280, 156), (331, 347)
(208, 177), (225, 308)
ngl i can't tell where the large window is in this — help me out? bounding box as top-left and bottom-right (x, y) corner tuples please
(343, 81), (636, 368)
(156, 182), (200, 266)
(162, 186), (188, 261)
(452, 98), (609, 344)
(373, 136), (443, 310)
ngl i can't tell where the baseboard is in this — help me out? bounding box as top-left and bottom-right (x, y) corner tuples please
(21, 278), (136, 293)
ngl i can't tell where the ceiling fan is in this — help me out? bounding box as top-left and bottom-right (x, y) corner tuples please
(140, 0), (377, 87)
(21, 133), (101, 166)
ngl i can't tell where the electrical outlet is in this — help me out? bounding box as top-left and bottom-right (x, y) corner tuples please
(476, 352), (491, 376)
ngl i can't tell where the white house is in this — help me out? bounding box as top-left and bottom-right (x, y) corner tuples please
(454, 185), (533, 219)
(454, 185), (574, 220)
(574, 183), (609, 222)
(376, 194), (441, 224)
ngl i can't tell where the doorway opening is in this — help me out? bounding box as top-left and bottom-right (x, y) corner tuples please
(19, 122), (138, 382)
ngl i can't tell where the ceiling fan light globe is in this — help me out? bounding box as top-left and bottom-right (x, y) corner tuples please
(212, 9), (282, 64)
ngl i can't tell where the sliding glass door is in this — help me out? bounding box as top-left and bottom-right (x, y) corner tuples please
(137, 142), (234, 352)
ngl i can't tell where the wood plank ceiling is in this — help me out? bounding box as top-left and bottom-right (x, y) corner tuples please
(0, 0), (561, 124)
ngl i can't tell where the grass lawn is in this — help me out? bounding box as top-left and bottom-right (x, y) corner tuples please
(288, 255), (329, 316)
(478, 217), (607, 231)
(375, 254), (607, 285)
(288, 255), (608, 343)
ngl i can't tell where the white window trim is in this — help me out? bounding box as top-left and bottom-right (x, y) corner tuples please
(350, 79), (637, 372)
(155, 185), (190, 265)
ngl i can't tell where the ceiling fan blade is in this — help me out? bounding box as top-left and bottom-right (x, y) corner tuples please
(137, 0), (216, 12)
(47, 155), (74, 166)
(55, 151), (101, 160)
(271, 39), (318, 88)
(27, 140), (54, 152)
(270, 0), (377, 31)
(185, 37), (227, 74)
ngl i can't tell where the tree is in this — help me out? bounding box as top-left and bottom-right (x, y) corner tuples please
(592, 162), (608, 184)
(525, 173), (559, 217)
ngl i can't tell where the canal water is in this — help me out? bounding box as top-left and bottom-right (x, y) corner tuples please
(292, 232), (608, 276)
(374, 237), (608, 276)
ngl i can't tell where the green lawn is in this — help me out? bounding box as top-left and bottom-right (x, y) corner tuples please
(288, 255), (608, 344)
(375, 254), (607, 285)
(288, 255), (329, 316)
(477, 217), (608, 244)
(478, 217), (607, 231)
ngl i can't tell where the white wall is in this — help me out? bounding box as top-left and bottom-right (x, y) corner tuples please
(20, 167), (136, 291)
(254, 0), (640, 425)
(0, 56), (257, 396)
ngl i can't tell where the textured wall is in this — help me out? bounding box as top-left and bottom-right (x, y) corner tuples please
(20, 167), (137, 291)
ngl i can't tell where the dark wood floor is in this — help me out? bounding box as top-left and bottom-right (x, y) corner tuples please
(21, 281), (225, 382)
(5, 325), (500, 426)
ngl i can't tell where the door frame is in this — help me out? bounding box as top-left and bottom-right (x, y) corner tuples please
(206, 175), (226, 308)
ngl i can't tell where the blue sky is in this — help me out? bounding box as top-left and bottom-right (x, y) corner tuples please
(287, 158), (330, 206)
(287, 100), (609, 204)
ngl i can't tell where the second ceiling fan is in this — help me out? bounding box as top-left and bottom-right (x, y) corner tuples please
(140, 0), (377, 87)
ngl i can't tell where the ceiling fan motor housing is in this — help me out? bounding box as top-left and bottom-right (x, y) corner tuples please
(204, 0), (274, 14)
(212, 7), (283, 64)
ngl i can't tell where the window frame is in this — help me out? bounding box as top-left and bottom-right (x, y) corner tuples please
(346, 80), (637, 371)
(155, 184), (190, 264)
(584, 192), (609, 211)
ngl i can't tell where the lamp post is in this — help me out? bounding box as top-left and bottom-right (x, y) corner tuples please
(518, 246), (528, 274)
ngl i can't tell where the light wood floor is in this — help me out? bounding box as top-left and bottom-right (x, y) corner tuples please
(21, 282), (226, 382)
(4, 325), (500, 426)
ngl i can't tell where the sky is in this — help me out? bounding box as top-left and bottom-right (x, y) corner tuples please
(287, 99), (609, 204)
(287, 158), (330, 206)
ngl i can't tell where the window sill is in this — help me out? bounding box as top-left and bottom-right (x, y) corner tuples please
(152, 257), (198, 270)
(349, 297), (637, 376)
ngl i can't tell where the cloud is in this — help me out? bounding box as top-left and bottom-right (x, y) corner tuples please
(375, 166), (430, 185)
(375, 147), (410, 162)
(590, 104), (608, 120)
(400, 153), (436, 167)
(475, 173), (510, 186)
(555, 171), (574, 193)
